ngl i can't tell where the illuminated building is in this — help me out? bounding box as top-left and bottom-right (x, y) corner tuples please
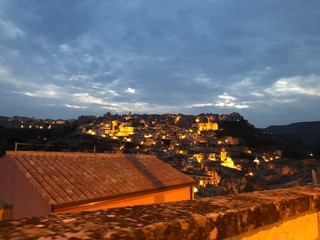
(253, 157), (260, 165)
(220, 148), (227, 161)
(220, 149), (241, 170)
(116, 126), (134, 137)
(208, 153), (216, 161)
(174, 115), (181, 124)
(111, 120), (119, 134)
(198, 122), (218, 132)
(221, 157), (236, 169)
(193, 153), (205, 163)
(87, 129), (96, 135)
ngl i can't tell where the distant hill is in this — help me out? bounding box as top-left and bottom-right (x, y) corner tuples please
(217, 119), (275, 149)
(265, 121), (320, 134)
(264, 121), (320, 158)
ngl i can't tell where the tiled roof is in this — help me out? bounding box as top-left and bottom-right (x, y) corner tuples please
(4, 151), (195, 206)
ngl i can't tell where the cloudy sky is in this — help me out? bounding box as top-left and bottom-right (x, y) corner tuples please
(0, 0), (319, 127)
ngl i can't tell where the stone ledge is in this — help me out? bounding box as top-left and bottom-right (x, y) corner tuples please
(1, 186), (320, 239)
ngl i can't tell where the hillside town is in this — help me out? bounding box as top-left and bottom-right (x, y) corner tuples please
(0, 112), (319, 198)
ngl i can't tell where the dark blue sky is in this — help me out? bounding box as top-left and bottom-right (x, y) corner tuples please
(0, 0), (319, 127)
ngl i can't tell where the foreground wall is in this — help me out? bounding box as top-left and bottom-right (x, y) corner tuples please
(1, 186), (320, 239)
(0, 157), (51, 219)
(233, 210), (318, 240)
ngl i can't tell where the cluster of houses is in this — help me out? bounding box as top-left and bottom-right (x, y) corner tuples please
(0, 116), (73, 130)
(1, 112), (319, 220)
(76, 112), (319, 196)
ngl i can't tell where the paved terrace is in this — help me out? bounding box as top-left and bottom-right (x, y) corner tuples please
(1, 186), (320, 239)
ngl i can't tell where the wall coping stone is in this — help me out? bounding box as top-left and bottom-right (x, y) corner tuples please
(1, 186), (320, 239)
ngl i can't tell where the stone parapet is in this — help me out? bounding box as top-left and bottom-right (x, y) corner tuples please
(1, 186), (320, 239)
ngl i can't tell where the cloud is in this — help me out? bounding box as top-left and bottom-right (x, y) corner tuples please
(271, 99), (297, 104)
(59, 44), (73, 54)
(0, 65), (23, 87)
(65, 104), (87, 109)
(194, 74), (211, 83)
(72, 93), (106, 105)
(265, 74), (320, 96)
(106, 90), (120, 97)
(191, 103), (214, 107)
(218, 93), (236, 101)
(0, 20), (24, 38)
(68, 75), (93, 81)
(125, 88), (136, 94)
(0, 65), (65, 99)
(251, 92), (264, 97)
(70, 92), (171, 113)
(22, 89), (59, 98)
(233, 78), (252, 87)
(191, 93), (250, 109)
(0, 0), (320, 127)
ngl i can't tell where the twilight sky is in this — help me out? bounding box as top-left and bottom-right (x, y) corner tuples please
(0, 0), (319, 127)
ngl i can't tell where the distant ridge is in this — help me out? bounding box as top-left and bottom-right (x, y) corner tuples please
(264, 121), (320, 158)
(266, 121), (320, 129)
(265, 121), (320, 134)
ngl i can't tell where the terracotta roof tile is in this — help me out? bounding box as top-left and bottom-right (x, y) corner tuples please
(4, 151), (195, 206)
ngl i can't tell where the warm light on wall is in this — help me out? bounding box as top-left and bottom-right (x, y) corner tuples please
(197, 122), (218, 132)
(180, 135), (186, 139)
(199, 180), (204, 186)
(87, 130), (96, 135)
(193, 153), (205, 163)
(220, 148), (227, 161)
(174, 116), (181, 124)
(208, 153), (216, 161)
(116, 127), (134, 137)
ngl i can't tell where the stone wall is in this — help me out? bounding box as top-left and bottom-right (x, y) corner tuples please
(1, 186), (320, 239)
(232, 210), (319, 239)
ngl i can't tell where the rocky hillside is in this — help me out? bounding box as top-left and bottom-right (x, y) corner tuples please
(264, 121), (320, 158)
